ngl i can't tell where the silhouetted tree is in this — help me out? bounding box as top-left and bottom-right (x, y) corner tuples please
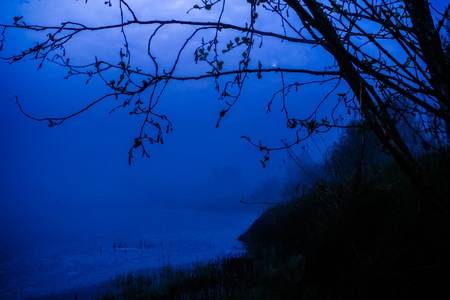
(325, 100), (425, 184)
(324, 119), (383, 183)
(1, 1), (450, 221)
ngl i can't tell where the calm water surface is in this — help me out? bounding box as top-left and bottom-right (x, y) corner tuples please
(0, 208), (259, 299)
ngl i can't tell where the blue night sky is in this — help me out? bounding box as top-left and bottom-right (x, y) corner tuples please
(0, 0), (341, 252)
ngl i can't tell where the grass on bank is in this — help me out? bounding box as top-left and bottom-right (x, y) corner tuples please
(95, 152), (450, 299)
(97, 252), (306, 300)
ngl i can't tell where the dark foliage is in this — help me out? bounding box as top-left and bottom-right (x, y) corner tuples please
(240, 151), (450, 299)
(102, 152), (450, 299)
(95, 127), (450, 299)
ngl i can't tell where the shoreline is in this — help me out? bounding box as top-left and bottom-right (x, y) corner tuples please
(25, 257), (236, 300)
(27, 283), (109, 300)
(26, 265), (163, 300)
(1, 209), (256, 299)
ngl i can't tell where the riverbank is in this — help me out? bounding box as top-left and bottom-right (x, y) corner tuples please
(27, 264), (185, 300)
(87, 152), (450, 299)
(40, 253), (304, 300)
(17, 152), (450, 299)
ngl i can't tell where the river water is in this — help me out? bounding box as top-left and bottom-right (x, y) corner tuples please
(0, 208), (259, 299)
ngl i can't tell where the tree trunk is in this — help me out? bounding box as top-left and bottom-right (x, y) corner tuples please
(404, 0), (450, 141)
(285, 0), (450, 225)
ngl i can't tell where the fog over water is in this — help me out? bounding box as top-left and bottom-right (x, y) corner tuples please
(0, 208), (260, 298)
(0, 0), (335, 298)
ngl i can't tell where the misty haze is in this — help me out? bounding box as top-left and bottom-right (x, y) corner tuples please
(1, 0), (450, 299)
